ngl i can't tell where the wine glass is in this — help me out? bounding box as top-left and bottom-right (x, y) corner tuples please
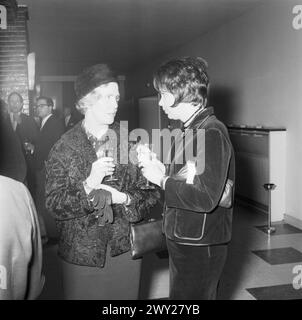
(24, 138), (33, 155)
(138, 143), (156, 190)
(104, 145), (118, 182)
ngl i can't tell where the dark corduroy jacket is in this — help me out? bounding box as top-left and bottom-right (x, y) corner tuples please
(164, 107), (235, 246)
(45, 121), (160, 268)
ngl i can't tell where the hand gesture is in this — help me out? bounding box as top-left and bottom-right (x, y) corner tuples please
(86, 157), (115, 189)
(141, 158), (166, 187)
(24, 142), (35, 154)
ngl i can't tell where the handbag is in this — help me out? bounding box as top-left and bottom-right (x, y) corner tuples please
(130, 218), (167, 260)
(173, 164), (234, 209)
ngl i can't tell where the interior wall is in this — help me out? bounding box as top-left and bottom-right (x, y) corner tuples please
(40, 81), (63, 116)
(62, 81), (76, 111)
(126, 0), (302, 222)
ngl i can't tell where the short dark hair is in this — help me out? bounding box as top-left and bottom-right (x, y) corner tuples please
(36, 96), (54, 108)
(153, 56), (209, 108)
(8, 92), (23, 104)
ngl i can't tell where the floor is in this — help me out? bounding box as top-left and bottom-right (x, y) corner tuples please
(39, 203), (302, 300)
(218, 204), (302, 300)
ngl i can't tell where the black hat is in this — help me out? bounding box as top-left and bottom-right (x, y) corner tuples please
(74, 64), (117, 102)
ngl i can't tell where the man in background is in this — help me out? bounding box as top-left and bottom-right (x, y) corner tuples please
(63, 106), (83, 132)
(7, 92), (39, 196)
(0, 99), (27, 183)
(27, 96), (65, 243)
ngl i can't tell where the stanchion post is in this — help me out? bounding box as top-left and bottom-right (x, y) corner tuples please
(263, 183), (276, 234)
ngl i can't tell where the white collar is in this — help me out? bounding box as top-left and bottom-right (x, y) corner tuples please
(184, 107), (204, 129)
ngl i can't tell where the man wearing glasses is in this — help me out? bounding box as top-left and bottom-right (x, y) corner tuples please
(30, 96), (65, 244)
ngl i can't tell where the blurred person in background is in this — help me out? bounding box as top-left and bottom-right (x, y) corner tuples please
(0, 175), (44, 300)
(0, 98), (27, 183)
(7, 92), (38, 195)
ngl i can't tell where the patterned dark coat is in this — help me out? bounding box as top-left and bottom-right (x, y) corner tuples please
(45, 121), (159, 268)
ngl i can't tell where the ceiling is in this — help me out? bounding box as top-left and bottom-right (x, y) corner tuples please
(20, 0), (262, 75)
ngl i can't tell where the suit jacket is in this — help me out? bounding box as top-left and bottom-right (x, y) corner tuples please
(64, 112), (83, 132)
(13, 113), (39, 192)
(45, 121), (160, 268)
(163, 107), (235, 246)
(34, 115), (65, 170)
(0, 114), (27, 182)
(14, 113), (39, 147)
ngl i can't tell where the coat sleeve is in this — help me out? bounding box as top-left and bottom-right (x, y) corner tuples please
(120, 161), (161, 223)
(45, 141), (100, 220)
(164, 128), (232, 213)
(27, 116), (39, 145)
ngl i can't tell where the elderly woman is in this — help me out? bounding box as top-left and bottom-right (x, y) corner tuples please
(45, 64), (159, 299)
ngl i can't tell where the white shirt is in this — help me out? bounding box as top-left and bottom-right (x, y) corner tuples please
(65, 114), (71, 126)
(9, 112), (21, 131)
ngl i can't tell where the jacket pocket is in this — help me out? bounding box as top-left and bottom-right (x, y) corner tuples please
(174, 210), (207, 241)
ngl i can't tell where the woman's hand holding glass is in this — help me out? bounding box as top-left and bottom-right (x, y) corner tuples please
(103, 146), (118, 182)
(85, 156), (115, 190)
